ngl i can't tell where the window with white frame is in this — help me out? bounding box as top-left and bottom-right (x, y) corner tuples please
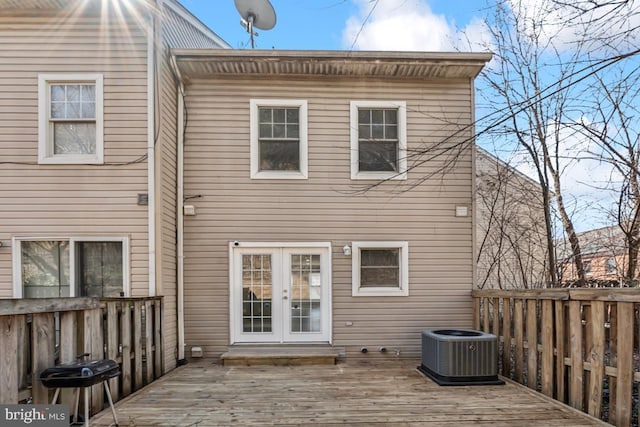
(606, 258), (617, 274)
(38, 74), (104, 164)
(352, 242), (409, 296)
(350, 101), (407, 180)
(250, 99), (308, 179)
(13, 237), (128, 298)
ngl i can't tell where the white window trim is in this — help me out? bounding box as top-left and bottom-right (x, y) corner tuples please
(38, 73), (104, 164)
(12, 236), (130, 298)
(250, 99), (308, 179)
(350, 100), (407, 180)
(351, 241), (409, 297)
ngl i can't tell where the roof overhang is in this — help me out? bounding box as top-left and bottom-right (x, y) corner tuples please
(172, 49), (493, 82)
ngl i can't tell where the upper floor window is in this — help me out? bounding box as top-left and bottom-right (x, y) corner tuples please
(250, 99), (308, 179)
(38, 74), (104, 164)
(350, 101), (407, 180)
(13, 237), (128, 298)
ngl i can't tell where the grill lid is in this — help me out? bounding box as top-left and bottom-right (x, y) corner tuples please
(40, 359), (120, 388)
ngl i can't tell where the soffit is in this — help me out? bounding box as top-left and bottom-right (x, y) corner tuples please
(173, 49), (493, 81)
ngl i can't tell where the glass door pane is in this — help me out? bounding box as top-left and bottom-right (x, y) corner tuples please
(241, 254), (273, 333)
(289, 254), (321, 333)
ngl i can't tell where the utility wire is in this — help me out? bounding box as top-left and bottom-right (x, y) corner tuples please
(349, 0), (380, 51)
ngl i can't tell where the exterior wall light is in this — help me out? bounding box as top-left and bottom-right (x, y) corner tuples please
(343, 245), (352, 256)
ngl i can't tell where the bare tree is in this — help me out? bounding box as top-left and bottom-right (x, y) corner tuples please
(572, 67), (640, 283)
(551, 0), (640, 53)
(479, 0), (595, 286)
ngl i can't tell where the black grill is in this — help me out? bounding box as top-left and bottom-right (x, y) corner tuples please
(40, 359), (120, 388)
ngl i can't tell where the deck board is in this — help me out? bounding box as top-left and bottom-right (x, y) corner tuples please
(91, 359), (606, 426)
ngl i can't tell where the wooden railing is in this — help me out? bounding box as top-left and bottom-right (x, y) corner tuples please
(0, 297), (163, 416)
(472, 288), (640, 426)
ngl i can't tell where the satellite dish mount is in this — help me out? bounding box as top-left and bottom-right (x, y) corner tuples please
(235, 0), (277, 49)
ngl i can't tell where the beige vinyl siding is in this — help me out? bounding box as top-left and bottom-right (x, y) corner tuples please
(183, 76), (475, 358)
(0, 14), (149, 297)
(155, 1), (228, 372)
(155, 44), (178, 371)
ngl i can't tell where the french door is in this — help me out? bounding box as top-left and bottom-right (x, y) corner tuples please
(230, 244), (331, 343)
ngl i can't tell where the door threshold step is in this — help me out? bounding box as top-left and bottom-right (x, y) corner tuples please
(220, 346), (341, 366)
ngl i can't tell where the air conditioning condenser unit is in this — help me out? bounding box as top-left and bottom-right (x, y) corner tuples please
(418, 328), (504, 386)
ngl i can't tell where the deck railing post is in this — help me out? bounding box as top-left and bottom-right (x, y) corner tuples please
(31, 312), (55, 404)
(0, 315), (19, 404)
(121, 301), (132, 396)
(540, 299), (553, 397)
(582, 303), (592, 411)
(106, 301), (120, 402)
(526, 298), (538, 390)
(59, 311), (77, 408)
(568, 300), (584, 411)
(144, 300), (154, 384)
(609, 303), (618, 418)
(483, 297), (491, 333)
(133, 300), (144, 390)
(513, 298), (524, 383)
(502, 297), (512, 378)
(586, 300), (605, 419)
(554, 299), (566, 402)
(473, 296), (480, 330)
(615, 302), (633, 426)
(492, 298), (500, 338)
(154, 299), (163, 376)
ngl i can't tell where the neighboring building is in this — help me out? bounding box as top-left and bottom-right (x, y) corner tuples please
(0, 0), (228, 371)
(172, 50), (490, 358)
(559, 225), (628, 284)
(475, 147), (548, 289)
(0, 0), (491, 362)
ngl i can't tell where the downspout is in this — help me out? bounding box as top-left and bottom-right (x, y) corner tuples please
(169, 53), (186, 363)
(470, 77), (477, 294)
(146, 3), (157, 297)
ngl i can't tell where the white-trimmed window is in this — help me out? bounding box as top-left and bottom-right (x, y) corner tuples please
(584, 260), (592, 275)
(250, 99), (308, 179)
(352, 242), (409, 296)
(350, 100), (407, 180)
(38, 74), (104, 164)
(13, 237), (129, 298)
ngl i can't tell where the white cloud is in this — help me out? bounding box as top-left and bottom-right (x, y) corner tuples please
(342, 0), (492, 52)
(508, 0), (640, 52)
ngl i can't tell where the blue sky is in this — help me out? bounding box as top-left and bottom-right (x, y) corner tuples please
(178, 0), (487, 51)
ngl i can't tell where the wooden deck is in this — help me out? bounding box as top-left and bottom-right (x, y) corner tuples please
(91, 359), (607, 426)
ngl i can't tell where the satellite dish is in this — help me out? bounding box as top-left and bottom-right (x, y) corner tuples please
(235, 0), (277, 48)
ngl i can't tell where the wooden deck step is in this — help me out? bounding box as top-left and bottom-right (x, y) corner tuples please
(220, 345), (342, 366)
